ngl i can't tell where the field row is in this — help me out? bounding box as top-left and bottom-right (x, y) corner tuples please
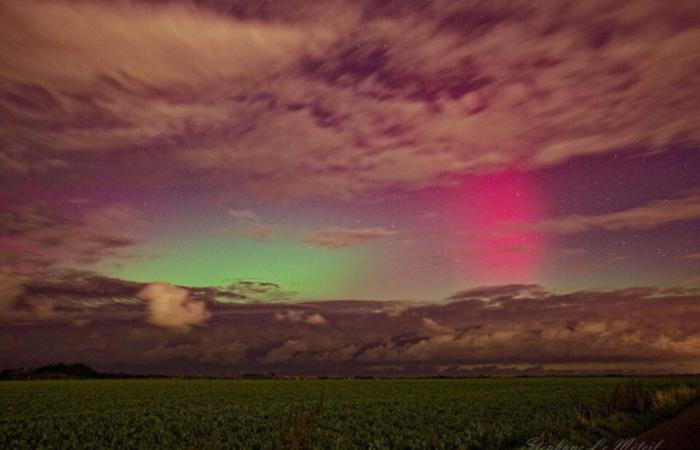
(1, 377), (697, 449)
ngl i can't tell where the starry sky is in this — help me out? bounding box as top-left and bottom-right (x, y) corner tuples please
(1, 0), (700, 375)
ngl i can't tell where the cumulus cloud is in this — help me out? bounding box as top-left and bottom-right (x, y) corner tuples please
(274, 309), (328, 326)
(304, 227), (398, 249)
(532, 192), (700, 234)
(305, 313), (329, 326)
(137, 282), (211, 331)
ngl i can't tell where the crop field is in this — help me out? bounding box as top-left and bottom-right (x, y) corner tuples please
(0, 377), (698, 449)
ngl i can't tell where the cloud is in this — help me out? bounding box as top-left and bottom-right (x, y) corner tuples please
(532, 192), (700, 234)
(682, 276), (700, 286)
(306, 313), (329, 326)
(218, 209), (279, 241)
(258, 339), (309, 365)
(0, 270), (290, 330)
(228, 209), (260, 222)
(0, 272), (28, 321)
(0, 1), (336, 88)
(0, 270), (89, 323)
(225, 281), (295, 302)
(304, 227), (398, 249)
(274, 309), (328, 326)
(200, 342), (248, 365)
(447, 284), (549, 302)
(248, 224), (276, 241)
(354, 287), (700, 367)
(2, 0), (698, 199)
(214, 222), (278, 242)
(3, 277), (700, 374)
(682, 252), (700, 260)
(0, 201), (142, 272)
(422, 317), (453, 335)
(137, 282), (211, 331)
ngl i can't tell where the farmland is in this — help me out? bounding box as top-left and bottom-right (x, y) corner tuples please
(0, 377), (698, 449)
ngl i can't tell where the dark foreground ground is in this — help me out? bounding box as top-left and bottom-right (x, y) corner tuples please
(0, 377), (698, 449)
(635, 400), (700, 450)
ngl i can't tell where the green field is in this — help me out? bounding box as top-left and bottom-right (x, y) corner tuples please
(1, 377), (698, 449)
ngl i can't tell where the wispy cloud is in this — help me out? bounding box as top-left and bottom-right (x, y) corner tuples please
(2, 1), (698, 199)
(532, 192), (700, 234)
(228, 209), (260, 222)
(217, 209), (279, 241)
(304, 227), (398, 249)
(0, 202), (143, 272)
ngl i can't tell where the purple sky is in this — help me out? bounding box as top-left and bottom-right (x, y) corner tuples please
(1, 0), (700, 374)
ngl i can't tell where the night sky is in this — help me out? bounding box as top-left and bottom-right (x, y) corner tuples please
(1, 0), (700, 375)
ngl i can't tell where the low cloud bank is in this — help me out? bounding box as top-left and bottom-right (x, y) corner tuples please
(1, 276), (700, 375)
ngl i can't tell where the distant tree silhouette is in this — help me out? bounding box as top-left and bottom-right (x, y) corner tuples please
(0, 363), (99, 380)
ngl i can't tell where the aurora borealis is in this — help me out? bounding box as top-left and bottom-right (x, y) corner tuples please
(2, 0), (700, 375)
